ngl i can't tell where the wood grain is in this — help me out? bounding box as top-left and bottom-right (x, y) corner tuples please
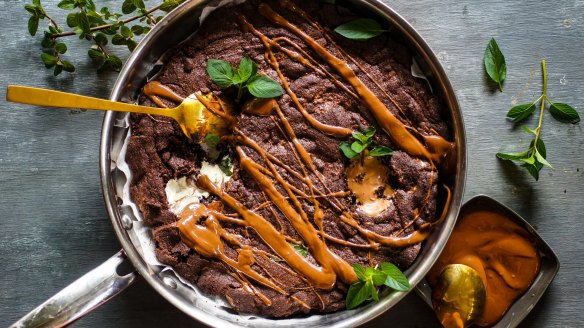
(1, 0), (582, 327)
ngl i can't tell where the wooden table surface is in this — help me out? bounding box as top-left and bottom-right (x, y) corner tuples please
(1, 0), (582, 327)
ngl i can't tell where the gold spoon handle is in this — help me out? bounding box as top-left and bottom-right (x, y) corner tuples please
(6, 85), (176, 119)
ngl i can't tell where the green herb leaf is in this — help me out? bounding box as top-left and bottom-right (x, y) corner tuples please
(28, 16), (39, 36)
(484, 38), (506, 91)
(380, 262), (410, 291)
(549, 102), (580, 124)
(350, 140), (369, 153)
(522, 162), (540, 180)
(94, 32), (108, 46)
(535, 149), (552, 168)
(335, 18), (385, 40)
(57, 0), (76, 10)
(369, 281), (379, 301)
(55, 42), (67, 54)
(369, 146), (393, 157)
(506, 103), (536, 122)
(346, 280), (371, 310)
(160, 0), (186, 12)
(233, 55), (257, 85)
(206, 59), (235, 87)
(122, 0), (137, 14)
(53, 63), (63, 76)
(288, 241), (308, 257)
(40, 52), (57, 68)
(97, 55), (122, 73)
(246, 74), (283, 98)
(25, 4), (38, 15)
(346, 262), (409, 309)
(496, 150), (529, 161)
(66, 12), (78, 27)
(219, 156), (233, 177)
(61, 60), (75, 72)
(352, 264), (366, 281)
(205, 133), (220, 148)
(520, 156), (535, 165)
(88, 47), (104, 60)
(521, 125), (538, 135)
(340, 141), (359, 159)
(352, 127), (375, 144)
(365, 267), (386, 286)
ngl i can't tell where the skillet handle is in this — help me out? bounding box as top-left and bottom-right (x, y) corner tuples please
(10, 250), (138, 328)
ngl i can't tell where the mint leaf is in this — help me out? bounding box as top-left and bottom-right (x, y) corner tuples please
(521, 125), (538, 135)
(28, 16), (39, 36)
(206, 59), (235, 87)
(335, 18), (385, 40)
(233, 55), (257, 85)
(350, 140), (369, 153)
(41, 53), (57, 68)
(522, 162), (540, 180)
(365, 267), (386, 286)
(352, 263), (366, 281)
(246, 74), (283, 98)
(369, 280), (379, 301)
(55, 42), (67, 54)
(288, 241), (308, 257)
(352, 127), (376, 143)
(205, 133), (220, 148)
(549, 102), (580, 124)
(57, 0), (76, 10)
(484, 38), (506, 91)
(369, 146), (393, 157)
(346, 280), (370, 310)
(507, 103), (536, 122)
(496, 150), (529, 161)
(535, 149), (552, 168)
(340, 141), (358, 159)
(520, 156), (535, 165)
(380, 262), (410, 291)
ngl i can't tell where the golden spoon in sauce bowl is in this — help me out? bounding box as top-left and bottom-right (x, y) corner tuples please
(432, 264), (486, 328)
(6, 85), (230, 138)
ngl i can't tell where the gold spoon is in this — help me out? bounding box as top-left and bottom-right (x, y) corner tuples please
(6, 85), (230, 138)
(432, 264), (486, 328)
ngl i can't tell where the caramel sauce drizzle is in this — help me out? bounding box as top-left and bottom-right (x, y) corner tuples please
(177, 203), (286, 298)
(238, 14), (352, 139)
(258, 3), (454, 165)
(143, 81), (185, 108)
(143, 2), (458, 309)
(196, 173), (357, 289)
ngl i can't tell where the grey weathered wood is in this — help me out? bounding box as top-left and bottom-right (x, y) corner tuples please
(1, 0), (582, 327)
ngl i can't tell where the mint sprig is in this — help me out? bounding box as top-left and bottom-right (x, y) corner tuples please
(25, 0), (186, 76)
(206, 55), (283, 102)
(346, 262), (410, 310)
(496, 59), (580, 180)
(339, 127), (393, 159)
(484, 38), (506, 91)
(334, 18), (388, 40)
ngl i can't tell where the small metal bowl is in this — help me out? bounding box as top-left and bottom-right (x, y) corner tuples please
(415, 195), (560, 328)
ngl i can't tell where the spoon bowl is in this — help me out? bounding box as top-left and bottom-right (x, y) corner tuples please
(432, 264), (486, 328)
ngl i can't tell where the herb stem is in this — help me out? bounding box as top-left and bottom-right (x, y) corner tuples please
(54, 4), (162, 38)
(45, 14), (61, 31)
(533, 59), (547, 147)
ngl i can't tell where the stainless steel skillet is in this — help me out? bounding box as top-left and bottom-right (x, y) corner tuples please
(11, 0), (466, 326)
